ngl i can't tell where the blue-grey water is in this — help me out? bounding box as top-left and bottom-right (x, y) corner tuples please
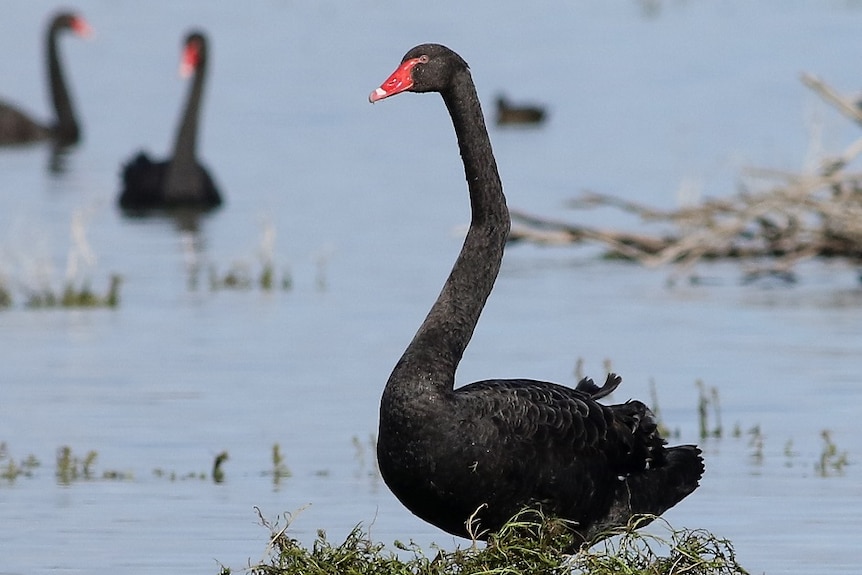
(1, 1), (861, 573)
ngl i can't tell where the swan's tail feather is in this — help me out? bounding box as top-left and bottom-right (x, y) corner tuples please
(584, 445), (703, 543)
(575, 373), (622, 400)
(627, 444), (704, 518)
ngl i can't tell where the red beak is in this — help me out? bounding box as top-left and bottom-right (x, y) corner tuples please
(71, 16), (94, 39)
(368, 57), (423, 103)
(180, 40), (201, 78)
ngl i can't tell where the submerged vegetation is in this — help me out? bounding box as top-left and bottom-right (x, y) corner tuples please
(696, 380), (723, 440)
(227, 510), (749, 575)
(55, 445), (99, 483)
(213, 451), (230, 483)
(183, 221), (334, 293)
(23, 273), (121, 309)
(635, 377), (852, 479)
(816, 430), (849, 476)
(265, 443), (293, 488)
(0, 209), (122, 310)
(55, 445), (133, 483)
(0, 442), (40, 481)
(204, 261), (293, 292)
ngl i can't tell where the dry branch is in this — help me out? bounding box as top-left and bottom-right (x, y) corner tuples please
(509, 74), (862, 280)
(801, 72), (862, 128)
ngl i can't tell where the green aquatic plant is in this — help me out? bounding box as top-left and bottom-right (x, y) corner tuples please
(260, 261), (275, 290)
(0, 443), (40, 482)
(257, 218), (293, 292)
(4, 209), (122, 310)
(696, 380), (722, 439)
(23, 274), (121, 309)
(207, 262), (293, 292)
(267, 443), (292, 488)
(54, 446), (131, 483)
(213, 451), (230, 484)
(104, 274), (122, 307)
(230, 509), (749, 575)
(747, 425), (764, 465)
(816, 430), (848, 477)
(783, 438), (797, 468)
(55, 446), (98, 484)
(209, 263), (252, 290)
(153, 468), (207, 481)
(200, 221), (293, 293)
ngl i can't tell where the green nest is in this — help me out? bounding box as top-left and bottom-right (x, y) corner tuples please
(227, 510), (749, 575)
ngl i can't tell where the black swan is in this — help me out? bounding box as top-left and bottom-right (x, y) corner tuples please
(495, 94), (546, 126)
(118, 31), (221, 212)
(0, 11), (91, 147)
(369, 44), (703, 544)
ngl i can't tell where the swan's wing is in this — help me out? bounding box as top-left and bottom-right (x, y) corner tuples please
(455, 377), (618, 453)
(456, 375), (664, 469)
(0, 101), (50, 144)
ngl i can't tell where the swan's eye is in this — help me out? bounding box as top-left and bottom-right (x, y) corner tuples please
(418, 55), (430, 64)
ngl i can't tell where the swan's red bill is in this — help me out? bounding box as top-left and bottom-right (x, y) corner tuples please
(71, 16), (93, 38)
(180, 38), (202, 78)
(368, 57), (423, 103)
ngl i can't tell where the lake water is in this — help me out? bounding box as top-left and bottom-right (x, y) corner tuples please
(1, 1), (861, 573)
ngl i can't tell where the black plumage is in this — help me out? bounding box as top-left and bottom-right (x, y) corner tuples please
(370, 43), (703, 544)
(0, 11), (90, 147)
(119, 31), (221, 212)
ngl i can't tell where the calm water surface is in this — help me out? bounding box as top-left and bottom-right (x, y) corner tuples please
(1, 1), (861, 574)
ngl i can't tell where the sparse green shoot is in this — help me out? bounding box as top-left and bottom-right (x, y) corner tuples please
(747, 425), (764, 465)
(268, 443), (292, 487)
(816, 430), (848, 476)
(213, 451), (230, 483)
(696, 380), (722, 439)
(0, 443), (40, 482)
(55, 446), (131, 483)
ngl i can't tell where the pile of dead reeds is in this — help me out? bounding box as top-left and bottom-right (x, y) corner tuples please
(509, 73), (862, 282)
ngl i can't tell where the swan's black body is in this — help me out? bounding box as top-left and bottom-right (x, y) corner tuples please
(0, 12), (89, 147)
(119, 31), (221, 212)
(370, 44), (703, 544)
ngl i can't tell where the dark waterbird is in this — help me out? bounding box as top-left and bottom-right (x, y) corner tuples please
(0, 11), (91, 147)
(118, 31), (221, 212)
(369, 44), (703, 544)
(495, 94), (546, 126)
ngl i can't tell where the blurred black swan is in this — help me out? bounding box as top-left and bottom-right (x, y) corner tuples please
(0, 11), (91, 147)
(369, 44), (703, 544)
(119, 31), (222, 212)
(495, 93), (546, 126)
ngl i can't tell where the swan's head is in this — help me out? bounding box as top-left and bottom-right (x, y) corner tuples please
(180, 31), (208, 78)
(369, 43), (469, 103)
(52, 12), (93, 38)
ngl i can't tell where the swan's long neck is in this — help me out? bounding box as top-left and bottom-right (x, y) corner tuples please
(164, 52), (206, 200)
(388, 68), (510, 399)
(47, 23), (79, 145)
